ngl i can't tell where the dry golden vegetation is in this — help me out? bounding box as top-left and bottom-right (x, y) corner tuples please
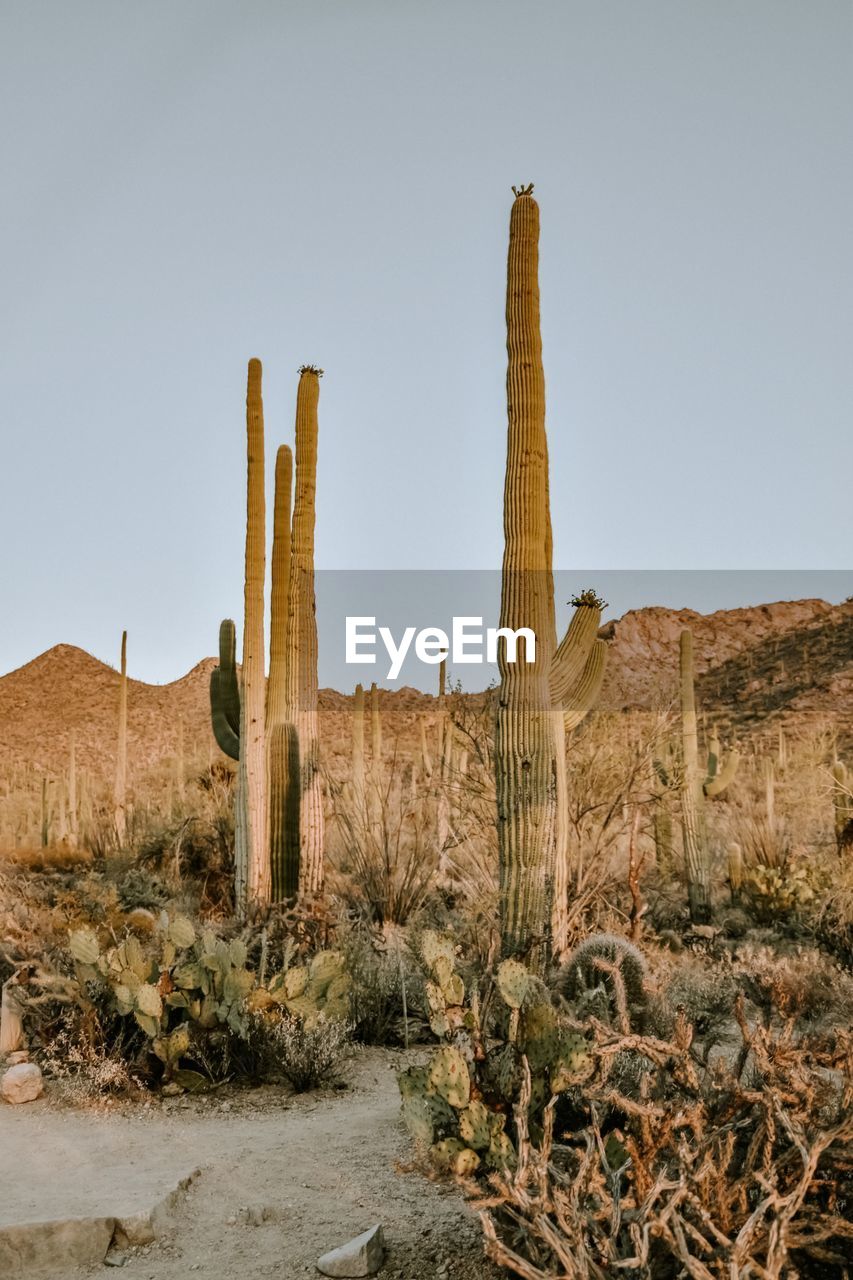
(2, 187), (852, 1279)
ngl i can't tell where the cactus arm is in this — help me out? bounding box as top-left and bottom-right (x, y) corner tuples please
(215, 618), (241, 734)
(563, 639), (607, 734)
(210, 668), (241, 760)
(549, 593), (603, 706)
(704, 747), (740, 797)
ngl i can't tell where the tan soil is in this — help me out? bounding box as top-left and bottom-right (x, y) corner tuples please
(1, 1046), (502, 1280)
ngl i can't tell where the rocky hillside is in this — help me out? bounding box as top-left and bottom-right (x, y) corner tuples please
(1, 598), (851, 788)
(600, 598), (853, 742)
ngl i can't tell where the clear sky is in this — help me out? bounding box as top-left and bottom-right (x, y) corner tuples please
(1, 2), (851, 684)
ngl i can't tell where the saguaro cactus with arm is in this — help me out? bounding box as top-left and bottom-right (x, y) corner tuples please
(496, 186), (606, 966)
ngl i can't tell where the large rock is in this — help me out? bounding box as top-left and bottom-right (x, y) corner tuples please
(317, 1223), (385, 1277)
(1, 1062), (43, 1104)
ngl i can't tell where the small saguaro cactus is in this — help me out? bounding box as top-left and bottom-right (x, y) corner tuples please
(114, 630), (128, 845)
(651, 744), (676, 875)
(832, 760), (853, 854)
(495, 184), (607, 967)
(351, 683), (366, 803)
(727, 841), (744, 904)
(679, 629), (740, 924)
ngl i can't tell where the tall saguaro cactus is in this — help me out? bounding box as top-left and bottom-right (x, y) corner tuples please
(679, 628), (740, 923)
(496, 185), (606, 965)
(242, 358), (269, 908)
(267, 444), (300, 899)
(286, 366), (324, 894)
(210, 362), (327, 908)
(114, 630), (128, 845)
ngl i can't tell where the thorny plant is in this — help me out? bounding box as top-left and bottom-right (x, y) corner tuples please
(326, 746), (439, 926)
(466, 1001), (853, 1280)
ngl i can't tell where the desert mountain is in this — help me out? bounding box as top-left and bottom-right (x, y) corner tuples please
(1, 598), (851, 788)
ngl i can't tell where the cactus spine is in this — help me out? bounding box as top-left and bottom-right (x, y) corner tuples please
(496, 186), (606, 965)
(242, 358), (269, 908)
(114, 630), (128, 845)
(287, 367), (324, 894)
(679, 629), (740, 923)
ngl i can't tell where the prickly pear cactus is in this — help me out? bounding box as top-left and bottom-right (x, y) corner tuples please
(419, 931), (466, 1037)
(266, 949), (352, 1025)
(399, 947), (592, 1179)
(67, 912), (257, 1066)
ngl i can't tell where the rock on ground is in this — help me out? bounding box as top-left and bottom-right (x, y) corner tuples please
(1, 1062), (43, 1104)
(317, 1223), (385, 1277)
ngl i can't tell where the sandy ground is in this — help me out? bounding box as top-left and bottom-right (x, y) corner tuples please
(1, 1047), (503, 1280)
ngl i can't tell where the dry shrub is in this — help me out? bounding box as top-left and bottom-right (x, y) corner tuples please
(38, 1011), (141, 1104)
(327, 753), (439, 925)
(245, 1010), (351, 1091)
(471, 1007), (853, 1279)
(1, 844), (93, 872)
(733, 943), (853, 1028)
(342, 926), (421, 1046)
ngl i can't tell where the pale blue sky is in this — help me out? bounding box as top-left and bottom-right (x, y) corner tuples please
(1, 2), (851, 683)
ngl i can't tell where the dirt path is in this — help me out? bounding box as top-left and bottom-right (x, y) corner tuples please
(1, 1047), (501, 1280)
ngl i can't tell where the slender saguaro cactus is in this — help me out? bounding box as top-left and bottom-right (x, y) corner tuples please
(832, 760), (853, 854)
(351, 683), (365, 803)
(114, 630), (128, 845)
(242, 358), (269, 908)
(286, 366), (324, 894)
(370, 682), (382, 771)
(67, 734), (78, 849)
(268, 444), (300, 898)
(679, 629), (740, 923)
(495, 186), (606, 965)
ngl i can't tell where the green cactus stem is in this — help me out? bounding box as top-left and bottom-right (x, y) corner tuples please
(210, 619), (241, 761)
(679, 630), (740, 924)
(832, 760), (853, 854)
(242, 358), (269, 909)
(287, 367), (324, 894)
(114, 629), (128, 845)
(496, 186), (607, 968)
